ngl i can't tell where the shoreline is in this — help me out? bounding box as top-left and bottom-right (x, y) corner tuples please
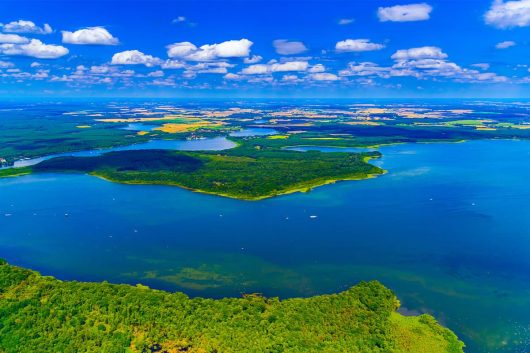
(91, 168), (386, 201)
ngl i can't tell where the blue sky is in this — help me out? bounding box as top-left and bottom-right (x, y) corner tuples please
(1, 0), (530, 98)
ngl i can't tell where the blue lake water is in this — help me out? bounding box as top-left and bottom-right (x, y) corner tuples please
(1, 139), (530, 353)
(120, 123), (157, 131)
(229, 127), (278, 137)
(2, 136), (235, 169)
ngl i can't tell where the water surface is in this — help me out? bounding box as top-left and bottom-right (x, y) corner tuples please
(229, 127), (278, 137)
(2, 136), (235, 169)
(1, 139), (530, 353)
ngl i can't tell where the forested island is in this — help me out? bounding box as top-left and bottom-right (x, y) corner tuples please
(0, 260), (464, 353)
(0, 138), (383, 200)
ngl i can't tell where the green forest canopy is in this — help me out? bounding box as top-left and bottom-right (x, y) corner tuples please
(0, 260), (464, 353)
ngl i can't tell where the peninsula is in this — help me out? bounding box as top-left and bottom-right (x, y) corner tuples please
(0, 260), (464, 353)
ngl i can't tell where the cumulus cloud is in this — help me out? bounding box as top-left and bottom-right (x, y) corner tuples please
(271, 61), (308, 72)
(495, 40), (516, 48)
(0, 33), (29, 44)
(0, 39), (68, 59)
(339, 62), (391, 77)
(224, 73), (242, 80)
(472, 63), (491, 70)
(273, 39), (307, 55)
(309, 64), (326, 73)
(173, 16), (187, 23)
(111, 50), (162, 67)
(338, 48), (508, 84)
(310, 73), (339, 81)
(62, 27), (119, 45)
(147, 70), (164, 77)
(485, 0), (530, 28)
(378, 3), (433, 22)
(241, 61), (308, 75)
(335, 39), (384, 52)
(185, 61), (234, 74)
(391, 46), (447, 60)
(90, 65), (110, 74)
(161, 59), (186, 69)
(338, 18), (354, 25)
(0, 60), (14, 68)
(244, 55), (262, 64)
(167, 39), (253, 61)
(241, 64), (269, 75)
(282, 74), (300, 82)
(1, 20), (52, 34)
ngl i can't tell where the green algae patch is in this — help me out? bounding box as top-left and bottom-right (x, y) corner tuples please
(0, 260), (464, 353)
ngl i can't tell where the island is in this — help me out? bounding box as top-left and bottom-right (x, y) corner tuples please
(0, 260), (464, 353)
(0, 138), (384, 200)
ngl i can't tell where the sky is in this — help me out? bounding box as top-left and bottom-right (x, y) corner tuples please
(1, 0), (530, 98)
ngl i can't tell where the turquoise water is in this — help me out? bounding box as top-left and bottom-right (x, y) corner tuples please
(2, 136), (235, 169)
(1, 139), (530, 353)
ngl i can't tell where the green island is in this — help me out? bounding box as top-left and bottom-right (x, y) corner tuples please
(0, 260), (464, 353)
(0, 137), (383, 200)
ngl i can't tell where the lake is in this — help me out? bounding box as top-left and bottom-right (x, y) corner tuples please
(1, 139), (530, 353)
(1, 136), (235, 169)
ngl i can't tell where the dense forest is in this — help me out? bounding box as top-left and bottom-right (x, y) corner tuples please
(1, 140), (384, 200)
(0, 260), (464, 353)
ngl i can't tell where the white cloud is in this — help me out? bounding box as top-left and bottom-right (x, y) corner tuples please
(338, 18), (354, 25)
(311, 73), (339, 81)
(391, 46), (447, 60)
(30, 62), (41, 68)
(148, 70), (165, 77)
(241, 61), (308, 75)
(339, 62), (390, 77)
(0, 60), (14, 68)
(167, 39), (253, 61)
(495, 40), (516, 48)
(1, 20), (52, 34)
(309, 64), (326, 73)
(62, 27), (119, 45)
(0, 39), (68, 59)
(161, 59), (186, 69)
(244, 55), (262, 64)
(378, 3), (432, 22)
(241, 64), (270, 75)
(271, 61), (308, 72)
(282, 74), (299, 81)
(338, 52), (507, 84)
(273, 39), (307, 55)
(485, 0), (530, 28)
(224, 73), (242, 80)
(90, 65), (110, 74)
(472, 63), (491, 70)
(167, 42), (197, 58)
(111, 50), (162, 67)
(173, 16), (187, 23)
(0, 33), (29, 44)
(335, 39), (384, 52)
(185, 61), (234, 74)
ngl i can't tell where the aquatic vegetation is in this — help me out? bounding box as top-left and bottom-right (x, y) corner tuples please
(0, 260), (464, 353)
